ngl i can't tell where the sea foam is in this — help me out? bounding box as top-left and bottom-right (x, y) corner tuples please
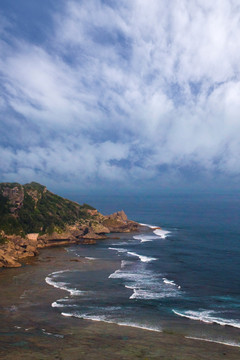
(153, 229), (170, 239)
(109, 260), (181, 300)
(173, 309), (240, 329)
(127, 251), (157, 263)
(185, 336), (240, 348)
(45, 270), (84, 296)
(61, 312), (161, 332)
(133, 235), (157, 243)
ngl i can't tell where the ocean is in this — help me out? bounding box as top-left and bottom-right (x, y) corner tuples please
(45, 193), (240, 346)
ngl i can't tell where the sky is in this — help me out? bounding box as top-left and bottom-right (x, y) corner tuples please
(0, 0), (240, 195)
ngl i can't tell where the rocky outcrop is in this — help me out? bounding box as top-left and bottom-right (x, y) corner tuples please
(90, 222), (110, 234)
(102, 210), (139, 233)
(0, 234), (39, 268)
(2, 184), (24, 213)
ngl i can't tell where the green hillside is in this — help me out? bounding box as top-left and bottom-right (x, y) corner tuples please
(0, 182), (95, 236)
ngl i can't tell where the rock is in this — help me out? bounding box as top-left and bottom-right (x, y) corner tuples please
(1, 184), (24, 213)
(87, 209), (98, 216)
(82, 227), (107, 240)
(26, 233), (39, 242)
(109, 210), (128, 222)
(0, 253), (21, 268)
(90, 222), (110, 234)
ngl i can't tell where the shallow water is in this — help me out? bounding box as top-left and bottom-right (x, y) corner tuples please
(46, 194), (240, 346)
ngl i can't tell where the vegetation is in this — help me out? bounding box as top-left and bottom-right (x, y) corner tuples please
(0, 233), (7, 244)
(0, 182), (96, 236)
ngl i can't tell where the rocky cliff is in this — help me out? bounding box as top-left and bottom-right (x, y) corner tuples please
(0, 182), (139, 268)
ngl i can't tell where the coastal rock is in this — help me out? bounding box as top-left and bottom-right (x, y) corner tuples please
(26, 233), (39, 242)
(90, 222), (110, 234)
(109, 210), (128, 222)
(0, 250), (21, 268)
(82, 227), (107, 240)
(102, 210), (139, 232)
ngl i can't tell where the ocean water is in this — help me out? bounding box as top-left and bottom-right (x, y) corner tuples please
(46, 194), (240, 346)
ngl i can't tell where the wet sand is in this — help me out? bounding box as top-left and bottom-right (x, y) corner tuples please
(0, 247), (239, 360)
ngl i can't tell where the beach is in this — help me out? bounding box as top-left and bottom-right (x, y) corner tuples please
(0, 246), (239, 360)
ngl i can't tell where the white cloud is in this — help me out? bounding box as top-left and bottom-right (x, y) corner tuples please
(1, 0), (240, 189)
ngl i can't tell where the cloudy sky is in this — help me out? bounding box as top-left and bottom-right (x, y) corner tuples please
(1, 0), (240, 194)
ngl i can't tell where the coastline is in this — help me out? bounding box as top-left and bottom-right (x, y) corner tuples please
(0, 246), (239, 359)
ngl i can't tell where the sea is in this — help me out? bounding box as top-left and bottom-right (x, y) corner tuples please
(45, 193), (240, 347)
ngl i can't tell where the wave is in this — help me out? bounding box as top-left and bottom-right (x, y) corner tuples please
(61, 312), (161, 332)
(127, 251), (157, 263)
(108, 247), (128, 253)
(52, 299), (78, 308)
(109, 268), (145, 281)
(185, 336), (240, 348)
(163, 278), (181, 289)
(153, 229), (170, 239)
(109, 261), (181, 300)
(173, 309), (240, 329)
(130, 288), (178, 300)
(140, 223), (159, 229)
(85, 257), (97, 260)
(133, 235), (157, 243)
(45, 270), (84, 296)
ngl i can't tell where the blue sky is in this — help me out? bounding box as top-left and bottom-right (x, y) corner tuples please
(1, 0), (240, 194)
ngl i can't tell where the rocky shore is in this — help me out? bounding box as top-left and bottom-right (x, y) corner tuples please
(0, 209), (139, 268)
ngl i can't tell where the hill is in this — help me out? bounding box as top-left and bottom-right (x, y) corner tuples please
(0, 181), (96, 237)
(0, 182), (139, 268)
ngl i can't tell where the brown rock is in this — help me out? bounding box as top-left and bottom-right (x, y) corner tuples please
(0, 253), (21, 268)
(82, 227), (107, 240)
(109, 210), (128, 222)
(2, 185), (24, 213)
(90, 222), (110, 234)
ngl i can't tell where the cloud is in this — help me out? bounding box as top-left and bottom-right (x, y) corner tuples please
(0, 0), (240, 190)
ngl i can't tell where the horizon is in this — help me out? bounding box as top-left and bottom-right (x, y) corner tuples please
(1, 1), (240, 194)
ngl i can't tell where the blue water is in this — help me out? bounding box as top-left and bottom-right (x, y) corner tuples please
(46, 194), (240, 345)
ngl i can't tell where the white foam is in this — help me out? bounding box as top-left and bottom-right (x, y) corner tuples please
(109, 261), (181, 300)
(52, 301), (66, 308)
(153, 229), (170, 239)
(61, 312), (161, 332)
(130, 288), (180, 300)
(85, 257), (97, 260)
(45, 270), (84, 296)
(185, 336), (240, 348)
(51, 300), (78, 308)
(108, 247), (127, 253)
(127, 251), (157, 263)
(108, 268), (143, 280)
(163, 278), (180, 288)
(173, 310), (240, 329)
(133, 235), (157, 243)
(140, 223), (159, 229)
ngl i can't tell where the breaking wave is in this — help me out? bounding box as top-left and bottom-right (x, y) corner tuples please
(173, 309), (240, 329)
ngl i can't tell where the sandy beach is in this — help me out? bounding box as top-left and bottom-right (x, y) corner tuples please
(0, 247), (239, 360)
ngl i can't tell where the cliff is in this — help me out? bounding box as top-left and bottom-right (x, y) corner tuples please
(0, 182), (139, 268)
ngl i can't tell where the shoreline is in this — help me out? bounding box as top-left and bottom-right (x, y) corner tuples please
(0, 245), (240, 359)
